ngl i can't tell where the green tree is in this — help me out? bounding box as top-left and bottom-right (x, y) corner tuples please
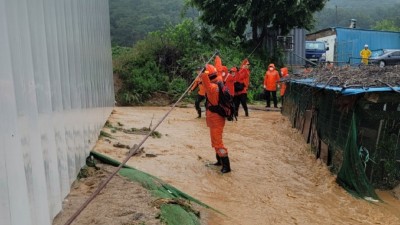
(313, 2), (400, 31)
(372, 20), (400, 32)
(187, 0), (326, 43)
(109, 0), (186, 46)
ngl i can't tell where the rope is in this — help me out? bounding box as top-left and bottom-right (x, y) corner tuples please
(63, 51), (219, 225)
(246, 39), (263, 59)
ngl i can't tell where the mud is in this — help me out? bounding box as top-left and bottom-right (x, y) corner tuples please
(94, 106), (400, 225)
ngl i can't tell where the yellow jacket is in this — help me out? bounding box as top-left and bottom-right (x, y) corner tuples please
(360, 48), (372, 64)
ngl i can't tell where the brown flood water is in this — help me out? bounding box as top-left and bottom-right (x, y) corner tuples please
(96, 106), (400, 225)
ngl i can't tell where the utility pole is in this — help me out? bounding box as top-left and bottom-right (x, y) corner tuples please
(335, 5), (338, 27)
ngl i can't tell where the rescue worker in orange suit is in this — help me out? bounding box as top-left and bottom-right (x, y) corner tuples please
(224, 67), (237, 96)
(263, 63), (280, 108)
(201, 64), (231, 173)
(279, 67), (289, 107)
(234, 59), (250, 117)
(189, 67), (206, 118)
(214, 55), (224, 79)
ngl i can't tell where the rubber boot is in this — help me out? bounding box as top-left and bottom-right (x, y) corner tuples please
(197, 109), (201, 118)
(220, 156), (231, 173)
(213, 154), (222, 166)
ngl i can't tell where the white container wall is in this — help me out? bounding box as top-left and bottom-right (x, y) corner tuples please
(0, 0), (114, 224)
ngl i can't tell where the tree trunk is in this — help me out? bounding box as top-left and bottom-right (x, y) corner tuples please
(251, 20), (258, 41)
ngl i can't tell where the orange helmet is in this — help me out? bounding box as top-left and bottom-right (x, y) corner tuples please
(241, 59), (250, 68)
(205, 64), (217, 74)
(280, 67), (288, 76)
(205, 64), (218, 81)
(221, 66), (228, 74)
(214, 56), (222, 68)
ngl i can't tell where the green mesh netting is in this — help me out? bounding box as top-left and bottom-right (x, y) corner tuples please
(160, 205), (200, 225)
(336, 113), (379, 199)
(283, 82), (400, 196)
(90, 151), (216, 225)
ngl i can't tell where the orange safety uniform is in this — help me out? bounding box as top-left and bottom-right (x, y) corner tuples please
(214, 55), (224, 78)
(235, 59), (250, 96)
(280, 67), (289, 97)
(264, 64), (280, 91)
(201, 64), (228, 157)
(190, 77), (205, 96)
(224, 67), (237, 96)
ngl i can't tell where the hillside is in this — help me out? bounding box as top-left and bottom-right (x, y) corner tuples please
(109, 0), (400, 46)
(109, 0), (186, 46)
(314, 0), (400, 31)
(324, 0), (400, 8)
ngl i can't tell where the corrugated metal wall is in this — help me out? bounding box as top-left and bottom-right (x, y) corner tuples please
(335, 28), (400, 64)
(285, 28), (306, 66)
(0, 0), (114, 225)
(264, 28), (306, 66)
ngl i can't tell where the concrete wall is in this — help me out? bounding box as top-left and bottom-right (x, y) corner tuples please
(0, 0), (114, 224)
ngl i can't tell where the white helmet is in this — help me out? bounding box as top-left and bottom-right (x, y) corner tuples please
(364, 44), (368, 48)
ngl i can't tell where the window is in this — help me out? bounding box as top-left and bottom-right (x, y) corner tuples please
(306, 42), (326, 51)
(391, 51), (400, 56)
(277, 36), (293, 51)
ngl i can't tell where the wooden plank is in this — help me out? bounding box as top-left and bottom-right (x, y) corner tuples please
(302, 110), (312, 143)
(320, 141), (329, 165)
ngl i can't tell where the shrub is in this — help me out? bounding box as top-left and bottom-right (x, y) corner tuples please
(112, 18), (275, 105)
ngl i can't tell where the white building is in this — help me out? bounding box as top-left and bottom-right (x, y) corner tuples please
(0, 0), (114, 224)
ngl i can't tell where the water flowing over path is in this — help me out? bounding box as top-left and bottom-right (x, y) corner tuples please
(95, 106), (400, 225)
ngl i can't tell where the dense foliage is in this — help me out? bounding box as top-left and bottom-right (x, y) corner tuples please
(109, 0), (400, 47)
(314, 1), (400, 31)
(109, 0), (198, 46)
(109, 0), (400, 105)
(113, 19), (270, 105)
(187, 0), (326, 42)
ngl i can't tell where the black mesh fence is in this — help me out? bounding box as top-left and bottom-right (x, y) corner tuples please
(282, 82), (400, 197)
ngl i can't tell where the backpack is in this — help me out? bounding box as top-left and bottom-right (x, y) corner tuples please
(234, 82), (245, 92)
(207, 82), (237, 121)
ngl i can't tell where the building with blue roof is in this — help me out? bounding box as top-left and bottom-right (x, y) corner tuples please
(307, 27), (400, 65)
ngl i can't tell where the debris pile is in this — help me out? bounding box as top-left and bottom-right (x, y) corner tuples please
(292, 65), (400, 88)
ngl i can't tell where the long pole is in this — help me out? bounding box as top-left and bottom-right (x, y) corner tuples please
(63, 51), (219, 225)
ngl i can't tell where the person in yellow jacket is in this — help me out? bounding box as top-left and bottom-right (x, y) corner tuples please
(360, 44), (372, 65)
(189, 67), (206, 118)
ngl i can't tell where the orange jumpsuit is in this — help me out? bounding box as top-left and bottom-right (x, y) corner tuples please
(201, 70), (228, 157)
(264, 64), (280, 108)
(280, 67), (289, 97)
(224, 73), (235, 96)
(235, 68), (250, 95)
(264, 67), (280, 91)
(214, 55), (224, 78)
(234, 59), (250, 116)
(190, 77), (205, 96)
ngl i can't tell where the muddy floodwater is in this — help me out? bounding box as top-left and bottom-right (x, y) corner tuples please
(95, 106), (400, 225)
